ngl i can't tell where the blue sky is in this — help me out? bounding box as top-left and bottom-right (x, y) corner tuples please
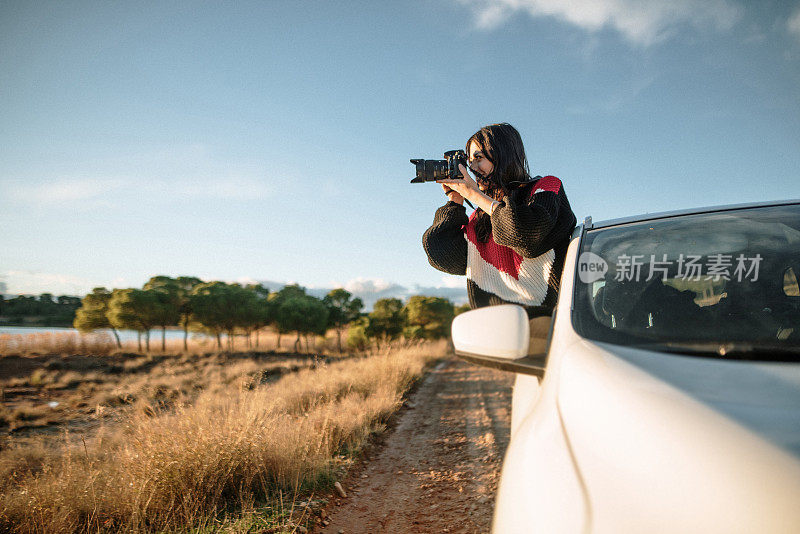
(2, 0), (799, 306)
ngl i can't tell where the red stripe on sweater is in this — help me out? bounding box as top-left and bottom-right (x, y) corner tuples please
(529, 175), (561, 197)
(464, 214), (523, 279)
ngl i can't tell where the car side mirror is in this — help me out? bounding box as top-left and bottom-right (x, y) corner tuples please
(451, 305), (548, 377)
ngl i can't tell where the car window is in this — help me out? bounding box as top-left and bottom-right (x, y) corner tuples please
(572, 204), (800, 361)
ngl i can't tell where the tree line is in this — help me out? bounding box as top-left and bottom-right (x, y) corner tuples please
(70, 276), (467, 353)
(0, 294), (82, 327)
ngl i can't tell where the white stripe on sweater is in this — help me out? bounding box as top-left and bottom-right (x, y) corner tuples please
(465, 238), (554, 306)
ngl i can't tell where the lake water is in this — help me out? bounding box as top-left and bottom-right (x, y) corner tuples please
(0, 326), (218, 342)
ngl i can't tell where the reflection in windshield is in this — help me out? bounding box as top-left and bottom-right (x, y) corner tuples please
(572, 204), (800, 360)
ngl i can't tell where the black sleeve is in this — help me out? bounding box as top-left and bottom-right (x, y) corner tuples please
(422, 201), (468, 275)
(490, 178), (574, 258)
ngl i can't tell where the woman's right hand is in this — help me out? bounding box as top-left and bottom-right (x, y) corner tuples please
(441, 183), (464, 205)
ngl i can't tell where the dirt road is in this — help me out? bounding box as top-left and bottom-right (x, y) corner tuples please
(317, 358), (514, 534)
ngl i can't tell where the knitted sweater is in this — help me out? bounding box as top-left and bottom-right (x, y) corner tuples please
(422, 175), (577, 318)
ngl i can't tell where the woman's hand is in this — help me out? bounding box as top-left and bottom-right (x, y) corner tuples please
(441, 183), (464, 205)
(437, 164), (478, 198)
(438, 164), (496, 213)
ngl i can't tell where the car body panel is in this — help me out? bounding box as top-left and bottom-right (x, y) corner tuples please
(604, 343), (800, 456)
(494, 233), (590, 534)
(493, 340), (590, 533)
(559, 337), (800, 533)
(471, 212), (800, 533)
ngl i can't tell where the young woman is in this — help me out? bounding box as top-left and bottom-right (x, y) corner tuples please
(422, 123), (577, 318)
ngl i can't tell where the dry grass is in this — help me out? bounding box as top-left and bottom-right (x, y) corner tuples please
(0, 332), (119, 357)
(0, 340), (450, 533)
(0, 327), (349, 434)
(0, 351), (322, 434)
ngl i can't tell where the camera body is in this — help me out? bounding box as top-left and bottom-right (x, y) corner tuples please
(410, 150), (467, 183)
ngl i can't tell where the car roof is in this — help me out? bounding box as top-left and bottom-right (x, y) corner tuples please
(585, 198), (800, 230)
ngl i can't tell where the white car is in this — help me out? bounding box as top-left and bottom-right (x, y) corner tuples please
(452, 200), (800, 533)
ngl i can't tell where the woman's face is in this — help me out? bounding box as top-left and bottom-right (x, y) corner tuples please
(468, 140), (494, 190)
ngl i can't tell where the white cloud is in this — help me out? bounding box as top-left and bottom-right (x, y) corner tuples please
(474, 2), (511, 29)
(458, 0), (742, 45)
(2, 177), (125, 206)
(439, 274), (466, 288)
(339, 278), (409, 309)
(408, 284), (469, 304)
(339, 277), (468, 309)
(789, 6), (800, 41)
(0, 144), (275, 208)
(141, 176), (272, 201)
(568, 74), (658, 114)
(343, 277), (398, 294)
(234, 276), (261, 286)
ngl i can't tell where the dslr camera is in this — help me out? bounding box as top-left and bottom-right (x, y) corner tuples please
(410, 150), (467, 183)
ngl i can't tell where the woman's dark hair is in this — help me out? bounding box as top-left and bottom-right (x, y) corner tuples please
(468, 123), (532, 242)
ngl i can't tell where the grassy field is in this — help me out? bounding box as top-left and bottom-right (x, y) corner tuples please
(0, 330), (449, 533)
(0, 329), (335, 434)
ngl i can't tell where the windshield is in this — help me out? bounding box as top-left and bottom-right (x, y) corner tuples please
(571, 203), (800, 361)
